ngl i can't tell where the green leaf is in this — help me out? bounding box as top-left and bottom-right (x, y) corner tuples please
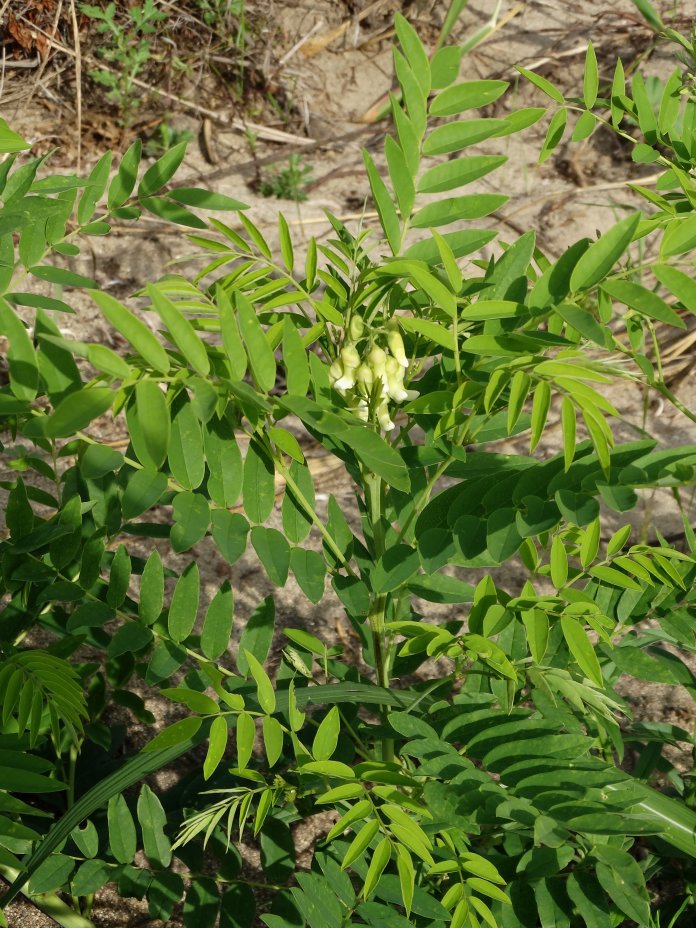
(516, 67), (565, 103)
(237, 595), (275, 675)
(363, 150), (401, 254)
(138, 141), (188, 198)
(169, 400), (205, 490)
(107, 794), (137, 864)
(201, 581), (234, 660)
(602, 279), (686, 328)
(430, 80), (508, 116)
(168, 187), (247, 211)
(204, 418), (243, 508)
(44, 387), (114, 439)
(27, 855), (75, 895)
(364, 838), (392, 900)
(394, 13), (430, 95)
(171, 490), (210, 552)
(282, 317), (310, 396)
(550, 536), (569, 588)
(108, 138), (142, 208)
(652, 263), (696, 315)
(373, 544), (420, 594)
(135, 379), (170, 469)
(251, 526), (291, 587)
(204, 715), (228, 780)
(183, 877), (219, 928)
(312, 707), (340, 761)
(539, 109), (567, 163)
(0, 298), (38, 401)
(244, 650), (276, 715)
(569, 213), (641, 291)
(343, 428), (410, 491)
(282, 460), (314, 543)
(123, 468), (168, 521)
(411, 193), (507, 228)
(243, 440), (276, 523)
(417, 154), (507, 194)
(594, 846), (650, 926)
(108, 622), (153, 658)
(137, 784), (172, 867)
(90, 290), (170, 373)
(0, 118), (31, 153)
(138, 548), (164, 625)
(148, 285), (210, 375)
(144, 717), (203, 752)
(236, 292), (276, 392)
(560, 615), (603, 687)
(236, 712), (255, 769)
(262, 716), (284, 768)
(530, 381), (551, 451)
(398, 316), (454, 351)
(583, 42), (599, 108)
(290, 547), (326, 604)
(168, 562), (200, 643)
(211, 510), (250, 565)
(385, 136), (415, 218)
(217, 287), (247, 380)
(423, 119), (508, 156)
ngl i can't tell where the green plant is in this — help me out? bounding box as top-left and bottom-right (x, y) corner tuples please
(258, 153), (314, 201)
(143, 121), (194, 159)
(0, 8), (696, 928)
(81, 0), (167, 126)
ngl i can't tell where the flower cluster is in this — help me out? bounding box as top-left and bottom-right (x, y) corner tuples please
(329, 318), (417, 431)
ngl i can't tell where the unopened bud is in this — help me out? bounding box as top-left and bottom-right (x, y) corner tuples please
(341, 345), (360, 369)
(329, 359), (344, 386)
(349, 316), (364, 341)
(387, 323), (408, 368)
(356, 363), (374, 397)
(376, 400), (395, 431)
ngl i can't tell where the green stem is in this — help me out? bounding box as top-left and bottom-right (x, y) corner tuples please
(0, 866), (96, 928)
(272, 453), (359, 579)
(364, 471), (394, 763)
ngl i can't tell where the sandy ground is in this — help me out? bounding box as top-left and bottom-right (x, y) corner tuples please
(2, 0), (696, 924)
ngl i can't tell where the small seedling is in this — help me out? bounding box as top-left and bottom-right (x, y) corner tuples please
(258, 154), (313, 201)
(81, 0), (167, 126)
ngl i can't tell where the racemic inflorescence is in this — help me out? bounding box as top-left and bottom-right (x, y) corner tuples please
(328, 317), (417, 431)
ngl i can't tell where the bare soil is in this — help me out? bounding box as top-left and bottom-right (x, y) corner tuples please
(2, 0), (696, 925)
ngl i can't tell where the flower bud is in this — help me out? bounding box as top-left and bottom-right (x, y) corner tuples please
(376, 400), (395, 431)
(387, 323), (408, 368)
(341, 344), (360, 370)
(355, 363), (374, 397)
(349, 316), (364, 342)
(368, 346), (388, 393)
(385, 360), (409, 403)
(329, 359), (344, 386)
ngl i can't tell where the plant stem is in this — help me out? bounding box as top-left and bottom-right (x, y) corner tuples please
(364, 471), (394, 762)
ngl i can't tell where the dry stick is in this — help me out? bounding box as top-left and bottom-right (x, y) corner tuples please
(26, 0), (64, 114)
(68, 0), (82, 172)
(499, 172), (663, 225)
(299, 0), (392, 59)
